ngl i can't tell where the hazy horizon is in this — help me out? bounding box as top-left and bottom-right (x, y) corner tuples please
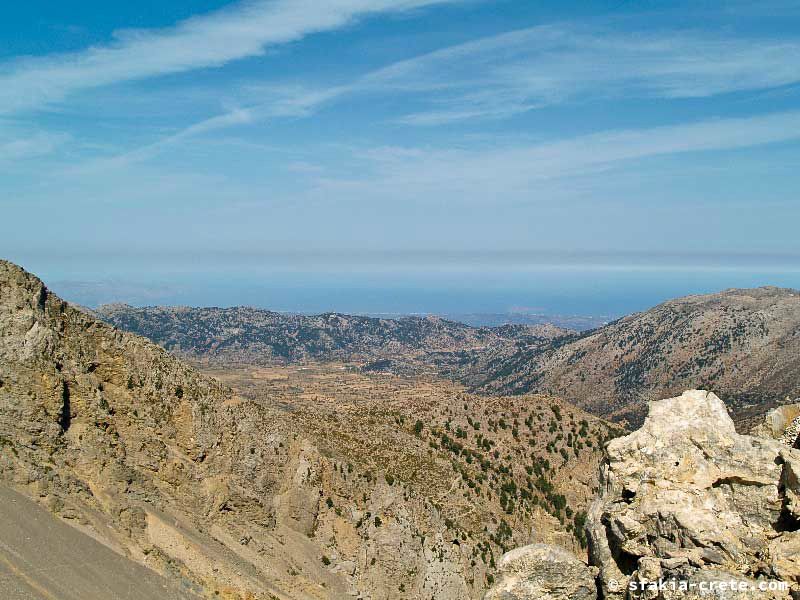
(3, 3), (800, 598)
(3, 0), (799, 317)
(11, 253), (798, 325)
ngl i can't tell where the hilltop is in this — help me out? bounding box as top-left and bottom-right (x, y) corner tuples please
(94, 304), (568, 365)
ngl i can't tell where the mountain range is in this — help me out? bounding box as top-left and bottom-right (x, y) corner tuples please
(97, 287), (800, 430)
(455, 286), (800, 429)
(3, 259), (800, 598)
(94, 303), (568, 364)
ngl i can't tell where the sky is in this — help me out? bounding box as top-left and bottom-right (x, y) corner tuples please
(2, 0), (800, 316)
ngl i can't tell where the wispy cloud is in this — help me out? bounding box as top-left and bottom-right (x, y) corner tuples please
(0, 0), (461, 115)
(40, 14), (800, 173)
(314, 109), (800, 196)
(364, 25), (800, 124)
(99, 23), (800, 153)
(65, 84), (350, 172)
(0, 130), (69, 163)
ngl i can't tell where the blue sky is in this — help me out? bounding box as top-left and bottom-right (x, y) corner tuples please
(2, 0), (800, 312)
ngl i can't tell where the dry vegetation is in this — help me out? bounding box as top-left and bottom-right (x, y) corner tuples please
(201, 362), (624, 558)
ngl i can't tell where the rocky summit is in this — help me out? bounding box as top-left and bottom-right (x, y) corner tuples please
(485, 390), (800, 599)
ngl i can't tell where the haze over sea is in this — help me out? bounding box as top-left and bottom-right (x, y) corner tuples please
(13, 250), (800, 326)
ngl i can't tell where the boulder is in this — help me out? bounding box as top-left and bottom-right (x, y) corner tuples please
(483, 543), (597, 600)
(752, 402), (800, 448)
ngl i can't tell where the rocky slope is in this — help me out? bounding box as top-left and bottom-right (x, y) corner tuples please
(94, 304), (566, 365)
(0, 260), (613, 599)
(455, 287), (800, 428)
(0, 483), (199, 600)
(485, 390), (800, 599)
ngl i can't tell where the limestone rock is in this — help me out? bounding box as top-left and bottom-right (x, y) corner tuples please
(483, 543), (597, 600)
(783, 416), (800, 448)
(586, 390), (800, 599)
(752, 402), (800, 447)
(781, 450), (800, 522)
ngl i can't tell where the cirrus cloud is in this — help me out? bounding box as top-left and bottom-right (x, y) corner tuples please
(0, 0), (464, 115)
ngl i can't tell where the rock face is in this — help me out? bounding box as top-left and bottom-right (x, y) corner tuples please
(752, 403), (800, 448)
(587, 390), (800, 598)
(483, 543), (597, 600)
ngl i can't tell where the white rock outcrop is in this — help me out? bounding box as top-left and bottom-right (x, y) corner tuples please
(483, 543), (597, 600)
(752, 402), (800, 448)
(588, 390), (800, 599)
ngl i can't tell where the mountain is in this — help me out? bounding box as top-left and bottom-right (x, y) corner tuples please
(455, 287), (800, 429)
(0, 260), (616, 600)
(94, 304), (568, 365)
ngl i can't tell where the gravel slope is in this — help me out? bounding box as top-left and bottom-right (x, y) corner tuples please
(0, 484), (199, 600)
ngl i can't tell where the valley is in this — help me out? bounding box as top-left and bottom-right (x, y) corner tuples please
(99, 287), (800, 432)
(3, 259), (800, 599)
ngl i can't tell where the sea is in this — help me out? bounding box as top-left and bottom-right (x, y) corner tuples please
(32, 261), (800, 330)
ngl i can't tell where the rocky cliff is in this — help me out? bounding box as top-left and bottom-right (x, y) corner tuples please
(0, 259), (305, 598)
(484, 390), (800, 599)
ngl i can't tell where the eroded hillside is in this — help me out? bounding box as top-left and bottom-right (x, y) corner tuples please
(453, 287), (800, 429)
